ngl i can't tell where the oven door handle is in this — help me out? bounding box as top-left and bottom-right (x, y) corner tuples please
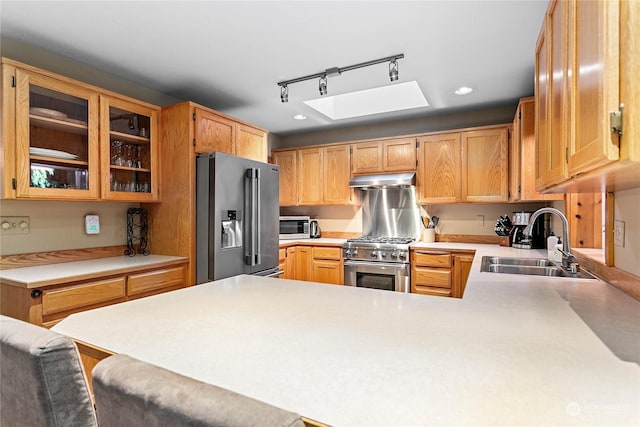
(344, 260), (409, 268)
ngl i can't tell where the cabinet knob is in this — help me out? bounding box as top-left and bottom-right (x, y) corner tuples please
(30, 289), (42, 299)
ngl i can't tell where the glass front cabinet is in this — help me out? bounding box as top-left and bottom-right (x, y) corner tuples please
(2, 59), (160, 202)
(100, 95), (159, 201)
(15, 68), (100, 199)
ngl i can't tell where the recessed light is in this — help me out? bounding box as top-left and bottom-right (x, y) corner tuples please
(454, 86), (473, 95)
(293, 114), (307, 120)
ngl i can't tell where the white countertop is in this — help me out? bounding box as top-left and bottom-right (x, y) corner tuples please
(53, 244), (640, 426)
(0, 255), (188, 288)
(279, 238), (347, 245)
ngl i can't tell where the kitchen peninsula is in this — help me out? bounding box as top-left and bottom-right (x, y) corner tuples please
(53, 244), (640, 427)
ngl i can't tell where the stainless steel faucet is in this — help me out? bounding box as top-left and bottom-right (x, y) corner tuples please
(523, 207), (579, 272)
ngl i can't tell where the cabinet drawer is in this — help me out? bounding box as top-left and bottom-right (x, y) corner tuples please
(313, 246), (341, 261)
(127, 266), (184, 296)
(412, 251), (451, 267)
(279, 248), (286, 263)
(413, 267), (451, 289)
(412, 286), (453, 297)
(42, 277), (126, 315)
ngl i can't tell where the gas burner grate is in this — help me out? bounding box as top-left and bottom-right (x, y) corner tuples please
(347, 236), (415, 244)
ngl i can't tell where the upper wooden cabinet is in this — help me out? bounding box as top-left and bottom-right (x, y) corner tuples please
(272, 149), (298, 206)
(416, 132), (461, 204)
(100, 95), (159, 201)
(351, 138), (416, 175)
(1, 58), (159, 202)
(192, 103), (267, 162)
(535, 0), (639, 193)
(510, 97), (563, 202)
(461, 127), (509, 203)
(274, 144), (353, 206)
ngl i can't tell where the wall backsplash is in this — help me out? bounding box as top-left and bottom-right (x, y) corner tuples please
(0, 200), (137, 255)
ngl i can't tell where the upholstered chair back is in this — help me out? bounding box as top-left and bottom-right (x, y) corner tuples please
(92, 353), (306, 427)
(0, 315), (98, 427)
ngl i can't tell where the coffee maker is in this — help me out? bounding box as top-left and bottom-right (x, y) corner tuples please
(510, 211), (547, 249)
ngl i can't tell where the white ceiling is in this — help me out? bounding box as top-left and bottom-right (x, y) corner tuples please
(0, 0), (548, 135)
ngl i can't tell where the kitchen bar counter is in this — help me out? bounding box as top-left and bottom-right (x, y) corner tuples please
(0, 255), (188, 288)
(52, 244), (640, 426)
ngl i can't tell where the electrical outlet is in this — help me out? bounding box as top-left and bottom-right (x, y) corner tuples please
(614, 220), (625, 247)
(0, 216), (30, 235)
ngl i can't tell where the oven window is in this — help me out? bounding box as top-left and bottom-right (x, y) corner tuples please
(356, 272), (394, 292)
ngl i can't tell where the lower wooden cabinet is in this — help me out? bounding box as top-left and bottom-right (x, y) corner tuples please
(280, 244), (343, 285)
(311, 247), (343, 285)
(1, 261), (187, 327)
(411, 249), (474, 298)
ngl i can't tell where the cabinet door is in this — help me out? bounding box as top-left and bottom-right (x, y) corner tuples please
(14, 69), (99, 199)
(312, 259), (342, 285)
(285, 246), (296, 279)
(323, 145), (351, 205)
(535, 20), (551, 190)
(510, 106), (521, 201)
(298, 148), (323, 205)
(100, 95), (159, 201)
(566, 193), (602, 249)
(295, 246), (312, 281)
(417, 133), (461, 204)
(452, 253), (474, 299)
(236, 124), (266, 162)
(461, 127), (509, 203)
(351, 142), (382, 174)
(194, 108), (235, 155)
(273, 150), (298, 206)
(567, 0), (620, 176)
(382, 138), (416, 171)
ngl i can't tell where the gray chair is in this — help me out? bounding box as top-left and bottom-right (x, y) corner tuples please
(0, 314), (98, 427)
(92, 353), (306, 427)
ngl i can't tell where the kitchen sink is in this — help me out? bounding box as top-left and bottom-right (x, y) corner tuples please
(480, 256), (597, 279)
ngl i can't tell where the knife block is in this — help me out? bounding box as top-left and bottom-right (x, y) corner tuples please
(498, 236), (511, 247)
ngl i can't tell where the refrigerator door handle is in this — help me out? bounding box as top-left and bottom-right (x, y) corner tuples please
(245, 168), (257, 266)
(255, 168), (261, 265)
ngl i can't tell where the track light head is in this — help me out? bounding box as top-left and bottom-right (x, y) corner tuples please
(280, 85), (289, 103)
(319, 75), (328, 96)
(389, 59), (399, 82)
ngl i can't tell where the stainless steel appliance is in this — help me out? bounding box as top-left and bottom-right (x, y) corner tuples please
(343, 237), (412, 292)
(310, 219), (321, 238)
(343, 173), (421, 292)
(279, 216), (310, 239)
(510, 211), (547, 249)
(196, 152), (280, 283)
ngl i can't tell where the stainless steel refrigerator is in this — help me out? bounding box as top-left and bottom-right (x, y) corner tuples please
(196, 152), (280, 283)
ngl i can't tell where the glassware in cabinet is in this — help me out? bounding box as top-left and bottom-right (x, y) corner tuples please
(100, 95), (159, 201)
(14, 69), (99, 199)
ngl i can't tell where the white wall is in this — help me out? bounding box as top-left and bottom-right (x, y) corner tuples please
(0, 200), (137, 255)
(614, 188), (640, 276)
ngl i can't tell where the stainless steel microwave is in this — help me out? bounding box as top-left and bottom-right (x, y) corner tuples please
(279, 216), (310, 239)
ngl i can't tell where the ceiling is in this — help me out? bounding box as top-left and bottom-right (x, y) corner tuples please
(0, 1), (548, 136)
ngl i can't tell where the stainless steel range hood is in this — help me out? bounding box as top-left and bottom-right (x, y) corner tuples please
(348, 173), (416, 189)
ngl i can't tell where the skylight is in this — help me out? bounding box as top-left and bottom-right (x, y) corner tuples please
(304, 81), (428, 120)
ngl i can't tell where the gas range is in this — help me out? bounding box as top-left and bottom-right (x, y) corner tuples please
(342, 236), (415, 263)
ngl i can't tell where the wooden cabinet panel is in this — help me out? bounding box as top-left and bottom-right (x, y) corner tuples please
(566, 193), (602, 248)
(42, 277), (125, 316)
(323, 145), (351, 205)
(567, 0), (619, 176)
(284, 246), (296, 280)
(194, 108), (235, 155)
(417, 133), (461, 204)
(298, 148), (323, 205)
(236, 124), (266, 162)
(412, 252), (451, 268)
(272, 150), (298, 206)
(412, 267), (451, 289)
(382, 138), (416, 171)
(461, 128), (509, 203)
(412, 286), (452, 297)
(312, 246), (341, 260)
(295, 246), (313, 282)
(312, 259), (342, 285)
(452, 253), (474, 299)
(127, 266), (184, 296)
(351, 142), (383, 174)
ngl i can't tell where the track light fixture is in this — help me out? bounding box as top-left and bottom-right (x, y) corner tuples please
(277, 53), (404, 103)
(319, 75), (328, 96)
(389, 59), (399, 82)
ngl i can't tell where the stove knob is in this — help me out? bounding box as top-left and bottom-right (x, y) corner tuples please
(380, 253), (387, 258)
(352, 249), (358, 256)
(345, 250), (351, 256)
(371, 252), (378, 258)
(390, 252), (399, 259)
(398, 253), (407, 260)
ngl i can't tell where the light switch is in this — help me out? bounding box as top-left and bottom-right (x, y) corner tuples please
(85, 214), (100, 235)
(614, 220), (625, 247)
